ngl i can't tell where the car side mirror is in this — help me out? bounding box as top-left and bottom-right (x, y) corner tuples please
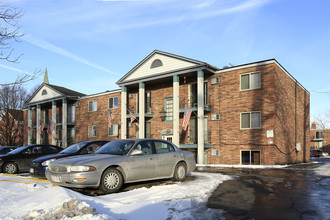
(130, 149), (143, 156)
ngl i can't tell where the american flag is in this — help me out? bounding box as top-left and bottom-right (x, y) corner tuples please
(130, 112), (137, 123)
(182, 106), (192, 131)
(108, 111), (115, 128)
(48, 120), (56, 135)
(39, 121), (46, 134)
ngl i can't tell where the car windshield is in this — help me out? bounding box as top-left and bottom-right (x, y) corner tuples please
(95, 140), (135, 155)
(60, 142), (88, 154)
(7, 146), (26, 155)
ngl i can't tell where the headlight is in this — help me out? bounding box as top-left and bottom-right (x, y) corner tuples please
(70, 165), (96, 172)
(41, 159), (57, 167)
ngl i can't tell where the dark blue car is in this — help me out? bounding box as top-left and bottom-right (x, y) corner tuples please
(29, 140), (109, 178)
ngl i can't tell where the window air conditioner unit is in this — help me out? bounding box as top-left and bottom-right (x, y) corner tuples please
(211, 149), (220, 156)
(211, 114), (220, 120)
(211, 77), (220, 85)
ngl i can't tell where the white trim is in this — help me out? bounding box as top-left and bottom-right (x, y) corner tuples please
(240, 71), (261, 91)
(240, 111), (261, 129)
(216, 60), (309, 93)
(79, 89), (121, 100)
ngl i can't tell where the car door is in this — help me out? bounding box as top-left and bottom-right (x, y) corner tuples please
(153, 140), (180, 177)
(125, 140), (157, 182)
(20, 146), (42, 170)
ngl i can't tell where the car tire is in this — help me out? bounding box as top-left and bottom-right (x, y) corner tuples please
(99, 168), (123, 194)
(173, 162), (187, 182)
(4, 162), (18, 174)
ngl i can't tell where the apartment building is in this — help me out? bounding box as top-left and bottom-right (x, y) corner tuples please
(24, 50), (310, 165)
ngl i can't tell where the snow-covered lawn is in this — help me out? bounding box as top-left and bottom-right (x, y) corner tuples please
(0, 172), (232, 220)
(1, 162), (329, 220)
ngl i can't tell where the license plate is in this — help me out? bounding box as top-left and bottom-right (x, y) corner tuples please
(51, 175), (61, 182)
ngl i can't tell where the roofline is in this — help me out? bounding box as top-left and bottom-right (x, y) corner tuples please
(216, 59), (309, 94)
(117, 65), (213, 87)
(116, 50), (219, 85)
(79, 89), (121, 100)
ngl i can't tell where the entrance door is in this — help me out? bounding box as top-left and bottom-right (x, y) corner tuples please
(241, 150), (261, 165)
(162, 135), (173, 143)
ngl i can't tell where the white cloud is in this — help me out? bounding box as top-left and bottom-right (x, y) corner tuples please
(22, 34), (118, 76)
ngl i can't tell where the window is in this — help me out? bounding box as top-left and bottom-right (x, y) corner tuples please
(109, 97), (118, 109)
(88, 101), (97, 112)
(68, 105), (75, 123)
(134, 141), (154, 155)
(241, 112), (261, 129)
(165, 98), (173, 122)
(241, 72), (260, 90)
(145, 91), (151, 113)
(154, 141), (175, 154)
(42, 89), (47, 95)
(204, 82), (208, 106)
(241, 150), (261, 165)
(43, 146), (59, 154)
(316, 131), (324, 139)
(150, 59), (163, 68)
(88, 126), (97, 137)
(109, 124), (119, 136)
(145, 122), (151, 138)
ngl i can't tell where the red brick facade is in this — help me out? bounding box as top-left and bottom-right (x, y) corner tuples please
(24, 54), (310, 165)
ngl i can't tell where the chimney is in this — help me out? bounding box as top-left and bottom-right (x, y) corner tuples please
(311, 122), (317, 129)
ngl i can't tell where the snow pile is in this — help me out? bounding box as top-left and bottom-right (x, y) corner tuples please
(314, 163), (330, 176)
(23, 198), (100, 220)
(0, 172), (232, 220)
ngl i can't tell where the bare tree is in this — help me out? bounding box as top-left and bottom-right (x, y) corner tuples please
(0, 4), (41, 86)
(0, 84), (29, 146)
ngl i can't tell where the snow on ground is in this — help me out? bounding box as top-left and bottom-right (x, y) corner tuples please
(0, 172), (232, 220)
(313, 156), (330, 177)
(1, 162), (330, 220)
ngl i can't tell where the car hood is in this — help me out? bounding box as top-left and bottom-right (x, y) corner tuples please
(50, 154), (124, 166)
(32, 153), (73, 163)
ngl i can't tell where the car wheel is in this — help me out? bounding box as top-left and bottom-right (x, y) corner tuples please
(99, 168), (123, 194)
(4, 162), (18, 174)
(173, 162), (187, 181)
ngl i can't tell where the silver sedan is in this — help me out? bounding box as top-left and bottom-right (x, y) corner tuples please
(45, 139), (196, 194)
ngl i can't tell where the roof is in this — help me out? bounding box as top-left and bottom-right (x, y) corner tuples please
(117, 50), (219, 86)
(46, 84), (86, 97)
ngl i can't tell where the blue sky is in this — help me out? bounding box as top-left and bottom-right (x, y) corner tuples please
(1, 0), (330, 122)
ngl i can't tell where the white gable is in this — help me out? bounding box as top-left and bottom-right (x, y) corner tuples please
(124, 53), (199, 82)
(30, 85), (63, 103)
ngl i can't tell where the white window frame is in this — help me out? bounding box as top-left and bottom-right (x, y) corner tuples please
(240, 111), (261, 129)
(240, 71), (261, 91)
(88, 100), (97, 112)
(88, 125), (97, 137)
(109, 97), (119, 109)
(109, 124), (119, 136)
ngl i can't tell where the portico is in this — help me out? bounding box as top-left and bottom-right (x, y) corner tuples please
(117, 50), (217, 164)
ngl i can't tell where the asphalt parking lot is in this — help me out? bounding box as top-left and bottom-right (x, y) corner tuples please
(205, 159), (330, 220)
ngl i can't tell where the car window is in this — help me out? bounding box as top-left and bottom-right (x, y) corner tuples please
(95, 140), (134, 155)
(61, 143), (87, 154)
(80, 143), (100, 154)
(43, 146), (59, 154)
(31, 146), (42, 154)
(22, 147), (32, 155)
(154, 141), (175, 154)
(134, 141), (154, 155)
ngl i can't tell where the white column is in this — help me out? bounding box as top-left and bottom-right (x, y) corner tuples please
(36, 105), (41, 144)
(173, 75), (180, 146)
(52, 101), (57, 145)
(62, 98), (67, 148)
(197, 70), (204, 164)
(139, 82), (145, 138)
(121, 86), (127, 139)
(28, 106), (32, 145)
